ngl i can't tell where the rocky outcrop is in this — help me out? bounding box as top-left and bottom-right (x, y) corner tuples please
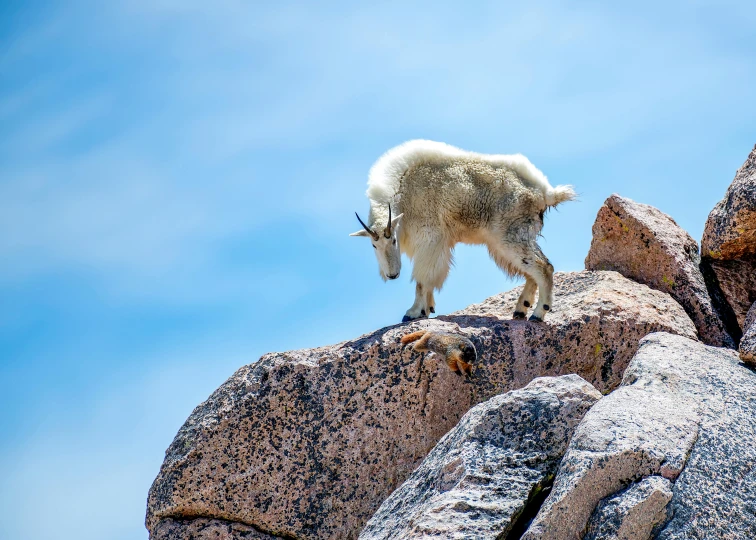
(585, 194), (734, 348)
(740, 302), (756, 364)
(701, 145), (756, 330)
(359, 375), (602, 540)
(583, 476), (672, 540)
(153, 518), (283, 540)
(522, 332), (756, 539)
(146, 271), (696, 540)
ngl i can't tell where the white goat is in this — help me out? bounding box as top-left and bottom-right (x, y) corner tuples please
(350, 140), (575, 322)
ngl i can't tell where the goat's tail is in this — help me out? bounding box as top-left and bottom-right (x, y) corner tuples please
(401, 331), (427, 345)
(545, 184), (577, 207)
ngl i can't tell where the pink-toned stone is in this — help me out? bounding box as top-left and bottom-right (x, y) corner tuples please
(701, 145), (756, 330)
(153, 518), (280, 540)
(146, 271), (696, 540)
(702, 145), (756, 260)
(586, 194), (734, 348)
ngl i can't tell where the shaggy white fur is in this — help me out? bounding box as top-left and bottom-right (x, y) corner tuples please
(366, 139), (571, 205)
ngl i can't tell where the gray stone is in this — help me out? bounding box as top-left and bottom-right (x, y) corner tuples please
(584, 476), (673, 540)
(585, 194), (734, 348)
(522, 332), (756, 540)
(146, 272), (696, 540)
(740, 302), (756, 364)
(359, 375), (602, 540)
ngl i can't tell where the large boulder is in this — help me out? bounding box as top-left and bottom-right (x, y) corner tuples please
(359, 375), (602, 540)
(702, 145), (756, 260)
(701, 145), (756, 330)
(522, 332), (756, 540)
(146, 271), (696, 540)
(740, 302), (756, 364)
(585, 194), (734, 348)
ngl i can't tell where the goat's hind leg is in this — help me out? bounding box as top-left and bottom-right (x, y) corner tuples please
(489, 241), (553, 322)
(425, 286), (436, 314)
(513, 277), (537, 319)
(487, 244), (532, 320)
(522, 243), (554, 322)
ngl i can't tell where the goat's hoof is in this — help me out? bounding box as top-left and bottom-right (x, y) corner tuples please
(528, 314), (544, 323)
(420, 309), (426, 317)
(513, 311), (526, 320)
(429, 306), (435, 314)
(402, 315), (412, 322)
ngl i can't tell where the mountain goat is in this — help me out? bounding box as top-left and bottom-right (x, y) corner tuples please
(350, 140), (575, 322)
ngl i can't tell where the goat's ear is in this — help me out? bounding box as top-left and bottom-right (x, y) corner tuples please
(390, 213), (404, 229)
(350, 229), (372, 237)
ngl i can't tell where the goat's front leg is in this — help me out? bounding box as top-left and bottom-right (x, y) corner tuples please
(403, 283), (430, 322)
(403, 239), (451, 322)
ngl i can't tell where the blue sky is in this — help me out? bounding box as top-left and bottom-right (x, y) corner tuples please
(0, 1), (754, 539)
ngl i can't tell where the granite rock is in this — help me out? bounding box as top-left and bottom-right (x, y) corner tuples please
(359, 375), (602, 540)
(153, 518), (282, 540)
(703, 257), (756, 331)
(739, 302), (756, 365)
(146, 272), (696, 540)
(586, 194), (734, 348)
(584, 476), (673, 540)
(522, 332), (756, 540)
(702, 144), (756, 260)
(701, 145), (756, 330)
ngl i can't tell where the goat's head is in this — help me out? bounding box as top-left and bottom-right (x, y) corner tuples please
(350, 205), (403, 281)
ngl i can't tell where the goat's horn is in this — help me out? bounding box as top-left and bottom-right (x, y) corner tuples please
(355, 212), (378, 240)
(385, 204), (392, 238)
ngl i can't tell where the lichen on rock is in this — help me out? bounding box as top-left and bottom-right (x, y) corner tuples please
(701, 145), (756, 331)
(586, 193), (734, 348)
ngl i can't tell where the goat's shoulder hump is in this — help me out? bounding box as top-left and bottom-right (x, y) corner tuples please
(366, 140), (552, 200)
